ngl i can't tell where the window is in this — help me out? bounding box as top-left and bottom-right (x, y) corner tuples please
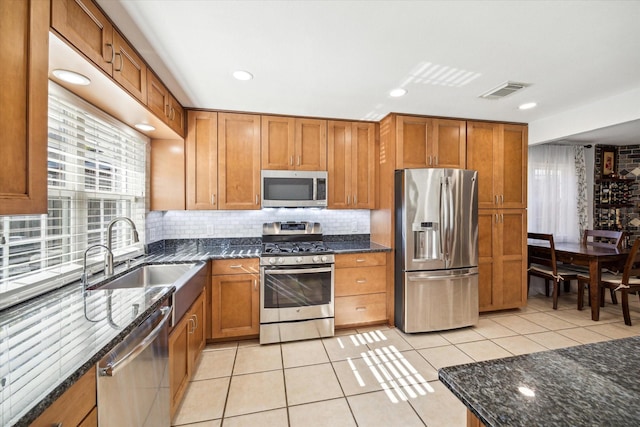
(0, 82), (147, 309)
(528, 145), (581, 243)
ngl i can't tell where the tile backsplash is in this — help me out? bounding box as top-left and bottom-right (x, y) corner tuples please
(145, 209), (371, 243)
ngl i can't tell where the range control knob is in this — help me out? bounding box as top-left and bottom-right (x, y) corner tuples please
(278, 257), (285, 264)
(269, 258), (276, 265)
(296, 257), (303, 263)
(312, 256), (320, 263)
(321, 255), (328, 263)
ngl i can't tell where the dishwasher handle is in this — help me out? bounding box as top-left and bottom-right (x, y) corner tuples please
(99, 306), (172, 377)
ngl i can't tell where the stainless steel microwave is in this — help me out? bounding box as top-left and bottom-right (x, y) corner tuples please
(261, 170), (328, 208)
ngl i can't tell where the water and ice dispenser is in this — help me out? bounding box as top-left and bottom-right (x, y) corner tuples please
(413, 221), (438, 260)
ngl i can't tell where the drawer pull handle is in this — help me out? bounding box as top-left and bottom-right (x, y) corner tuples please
(356, 279), (367, 284)
(229, 264), (242, 269)
(355, 306), (367, 311)
(356, 259), (366, 263)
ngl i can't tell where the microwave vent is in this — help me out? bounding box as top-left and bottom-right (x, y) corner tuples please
(479, 81), (530, 99)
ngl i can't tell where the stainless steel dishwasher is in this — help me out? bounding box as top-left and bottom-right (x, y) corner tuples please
(97, 303), (172, 427)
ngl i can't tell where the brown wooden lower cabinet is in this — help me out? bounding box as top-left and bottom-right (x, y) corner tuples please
(478, 209), (527, 312)
(30, 367), (97, 427)
(169, 289), (206, 419)
(211, 258), (260, 339)
(335, 293), (387, 326)
(467, 409), (486, 427)
(334, 252), (387, 327)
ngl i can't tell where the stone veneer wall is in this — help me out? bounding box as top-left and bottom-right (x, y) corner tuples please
(594, 144), (640, 246)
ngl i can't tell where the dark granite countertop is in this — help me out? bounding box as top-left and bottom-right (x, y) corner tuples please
(438, 336), (640, 427)
(1, 281), (173, 426)
(1, 235), (390, 425)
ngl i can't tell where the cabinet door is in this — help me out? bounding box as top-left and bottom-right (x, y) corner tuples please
(0, 0), (48, 215)
(431, 119), (466, 168)
(467, 122), (499, 209)
(295, 118), (327, 170)
(169, 315), (190, 418)
(188, 291), (206, 368)
(212, 273), (259, 338)
(186, 111), (217, 209)
(51, 0), (114, 74)
(396, 116), (430, 169)
(168, 94), (185, 137)
(327, 121), (352, 208)
(218, 113), (261, 209)
(468, 122), (528, 210)
(112, 30), (147, 103)
(151, 139), (185, 210)
(478, 209), (526, 312)
(500, 124), (527, 209)
(31, 367), (96, 427)
(147, 70), (169, 121)
(352, 122), (376, 209)
(262, 115), (295, 169)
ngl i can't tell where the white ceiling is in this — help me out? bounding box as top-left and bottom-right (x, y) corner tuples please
(96, 0), (640, 145)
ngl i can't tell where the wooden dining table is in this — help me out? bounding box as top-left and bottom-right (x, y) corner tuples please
(527, 241), (628, 321)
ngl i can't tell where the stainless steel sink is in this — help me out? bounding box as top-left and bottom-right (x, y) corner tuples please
(97, 264), (196, 289)
(94, 261), (208, 327)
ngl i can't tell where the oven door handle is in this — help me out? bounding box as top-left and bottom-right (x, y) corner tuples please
(264, 266), (333, 275)
(99, 306), (172, 377)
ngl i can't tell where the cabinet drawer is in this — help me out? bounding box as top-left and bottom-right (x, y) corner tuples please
(212, 258), (259, 275)
(31, 367), (96, 427)
(335, 293), (387, 326)
(335, 252), (386, 268)
(335, 266), (386, 296)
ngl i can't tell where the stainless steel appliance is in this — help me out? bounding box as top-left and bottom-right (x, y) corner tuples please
(260, 221), (334, 344)
(261, 170), (328, 208)
(97, 303), (172, 426)
(394, 168), (479, 333)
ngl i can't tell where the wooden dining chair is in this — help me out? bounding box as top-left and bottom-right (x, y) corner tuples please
(578, 238), (640, 325)
(527, 233), (580, 310)
(574, 229), (625, 309)
(582, 229), (624, 249)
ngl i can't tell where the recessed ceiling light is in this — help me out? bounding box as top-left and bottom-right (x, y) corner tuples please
(233, 70), (253, 81)
(389, 88), (407, 97)
(134, 123), (155, 132)
(519, 102), (537, 110)
(52, 69), (91, 86)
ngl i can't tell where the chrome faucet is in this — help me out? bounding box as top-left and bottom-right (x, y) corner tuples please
(106, 217), (140, 275)
(82, 244), (113, 290)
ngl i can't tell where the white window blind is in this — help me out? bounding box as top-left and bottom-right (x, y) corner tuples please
(0, 82), (147, 309)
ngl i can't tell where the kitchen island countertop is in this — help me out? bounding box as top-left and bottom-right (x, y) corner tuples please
(438, 336), (640, 426)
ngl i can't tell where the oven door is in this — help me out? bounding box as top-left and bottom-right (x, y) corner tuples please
(260, 264), (334, 323)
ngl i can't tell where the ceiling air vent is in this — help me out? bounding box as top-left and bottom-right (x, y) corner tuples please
(480, 81), (530, 100)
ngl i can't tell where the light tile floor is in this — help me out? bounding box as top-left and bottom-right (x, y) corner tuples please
(172, 293), (640, 427)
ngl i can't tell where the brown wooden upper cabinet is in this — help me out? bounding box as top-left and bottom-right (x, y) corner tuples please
(147, 70), (185, 136)
(186, 111), (218, 210)
(52, 0), (147, 103)
(0, 0), (49, 215)
(467, 121), (528, 209)
(395, 115), (466, 170)
(261, 116), (327, 170)
(218, 113), (261, 210)
(327, 121), (376, 209)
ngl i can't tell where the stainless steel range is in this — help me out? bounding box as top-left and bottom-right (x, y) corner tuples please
(260, 221), (335, 344)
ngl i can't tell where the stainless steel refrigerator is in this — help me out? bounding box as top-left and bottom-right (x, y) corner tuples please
(394, 168), (479, 333)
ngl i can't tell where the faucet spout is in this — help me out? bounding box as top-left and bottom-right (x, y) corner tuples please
(82, 244), (114, 290)
(106, 217), (140, 275)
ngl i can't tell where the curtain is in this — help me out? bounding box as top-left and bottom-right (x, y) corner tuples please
(528, 144), (581, 243)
